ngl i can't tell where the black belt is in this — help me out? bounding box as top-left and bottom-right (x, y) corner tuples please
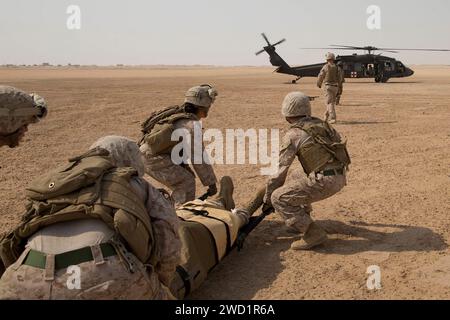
(23, 243), (116, 270)
(317, 168), (344, 176)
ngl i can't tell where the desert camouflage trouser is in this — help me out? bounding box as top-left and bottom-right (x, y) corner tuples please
(144, 156), (196, 206)
(271, 172), (346, 233)
(324, 84), (339, 121)
(0, 249), (174, 300)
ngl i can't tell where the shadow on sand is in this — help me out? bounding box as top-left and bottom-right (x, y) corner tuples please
(315, 220), (447, 255)
(188, 218), (446, 299)
(189, 219), (290, 300)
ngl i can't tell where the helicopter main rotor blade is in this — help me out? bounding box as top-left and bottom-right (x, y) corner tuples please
(272, 38), (286, 47)
(261, 33), (271, 46)
(255, 49), (266, 56)
(329, 44), (369, 50)
(300, 47), (337, 50)
(378, 48), (450, 52)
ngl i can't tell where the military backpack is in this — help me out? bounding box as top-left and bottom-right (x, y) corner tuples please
(0, 148), (158, 272)
(139, 105), (197, 156)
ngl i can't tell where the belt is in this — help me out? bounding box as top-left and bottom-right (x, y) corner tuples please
(23, 243), (116, 270)
(317, 168), (344, 176)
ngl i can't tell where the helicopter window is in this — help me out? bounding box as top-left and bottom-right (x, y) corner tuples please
(384, 61), (393, 71)
(396, 62), (405, 72)
(354, 63), (362, 71)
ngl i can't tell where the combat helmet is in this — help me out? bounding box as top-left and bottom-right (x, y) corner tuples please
(325, 52), (336, 61)
(281, 92), (311, 117)
(0, 85), (47, 135)
(184, 84), (218, 108)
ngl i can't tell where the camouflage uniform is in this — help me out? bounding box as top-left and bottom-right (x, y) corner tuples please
(142, 117), (217, 205)
(317, 53), (344, 123)
(264, 92), (349, 250)
(265, 126), (347, 232)
(141, 85), (218, 205)
(0, 85), (47, 148)
(0, 136), (180, 299)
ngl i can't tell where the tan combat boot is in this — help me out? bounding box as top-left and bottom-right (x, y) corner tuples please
(290, 222), (328, 250)
(211, 176), (235, 211)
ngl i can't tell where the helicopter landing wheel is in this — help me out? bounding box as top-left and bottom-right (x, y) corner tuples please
(291, 79), (297, 84)
(375, 77), (381, 83)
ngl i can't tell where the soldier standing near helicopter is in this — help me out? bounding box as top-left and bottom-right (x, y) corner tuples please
(317, 53), (344, 124)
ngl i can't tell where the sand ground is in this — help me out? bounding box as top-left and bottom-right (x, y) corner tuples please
(0, 66), (449, 299)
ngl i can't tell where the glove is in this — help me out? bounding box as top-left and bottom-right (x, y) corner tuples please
(207, 184), (217, 196)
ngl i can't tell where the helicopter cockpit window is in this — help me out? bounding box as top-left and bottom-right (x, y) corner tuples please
(384, 61), (393, 71)
(396, 62), (405, 73)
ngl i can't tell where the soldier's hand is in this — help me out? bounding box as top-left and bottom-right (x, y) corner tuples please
(207, 184), (217, 196)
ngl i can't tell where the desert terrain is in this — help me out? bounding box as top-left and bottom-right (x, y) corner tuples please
(0, 65), (449, 299)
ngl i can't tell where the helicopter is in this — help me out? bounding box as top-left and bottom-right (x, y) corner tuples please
(256, 33), (450, 83)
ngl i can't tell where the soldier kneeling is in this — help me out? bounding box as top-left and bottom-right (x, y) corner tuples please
(0, 136), (180, 300)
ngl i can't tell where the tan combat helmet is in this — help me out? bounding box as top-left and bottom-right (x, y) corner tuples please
(325, 52), (336, 61)
(0, 85), (48, 136)
(281, 92), (311, 117)
(184, 84), (218, 108)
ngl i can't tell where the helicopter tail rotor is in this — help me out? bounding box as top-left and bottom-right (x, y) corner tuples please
(256, 33), (286, 55)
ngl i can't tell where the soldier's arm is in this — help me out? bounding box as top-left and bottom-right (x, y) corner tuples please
(188, 120), (218, 186)
(317, 65), (327, 88)
(264, 132), (298, 204)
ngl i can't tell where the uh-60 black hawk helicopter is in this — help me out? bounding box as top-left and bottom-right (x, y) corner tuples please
(256, 33), (450, 83)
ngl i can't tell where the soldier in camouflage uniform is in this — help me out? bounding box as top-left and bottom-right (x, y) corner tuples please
(263, 92), (350, 250)
(0, 85), (47, 148)
(0, 136), (180, 299)
(140, 85), (218, 206)
(317, 53), (344, 123)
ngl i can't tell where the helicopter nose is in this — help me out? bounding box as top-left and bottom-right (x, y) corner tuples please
(406, 68), (414, 76)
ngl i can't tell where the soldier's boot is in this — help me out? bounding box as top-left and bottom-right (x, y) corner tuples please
(286, 205), (312, 234)
(211, 176), (235, 211)
(290, 222), (328, 250)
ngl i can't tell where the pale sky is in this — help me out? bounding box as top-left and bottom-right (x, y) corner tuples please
(1, 0), (449, 66)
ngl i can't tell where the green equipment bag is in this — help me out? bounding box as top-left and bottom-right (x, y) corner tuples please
(0, 148), (157, 270)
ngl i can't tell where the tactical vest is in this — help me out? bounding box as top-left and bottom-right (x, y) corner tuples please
(142, 110), (198, 156)
(324, 64), (339, 84)
(292, 117), (351, 175)
(0, 149), (158, 270)
(171, 200), (242, 299)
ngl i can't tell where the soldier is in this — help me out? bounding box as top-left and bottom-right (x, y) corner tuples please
(317, 53), (344, 123)
(140, 85), (218, 206)
(263, 92), (351, 250)
(0, 85), (47, 148)
(0, 136), (180, 299)
(335, 61), (345, 106)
